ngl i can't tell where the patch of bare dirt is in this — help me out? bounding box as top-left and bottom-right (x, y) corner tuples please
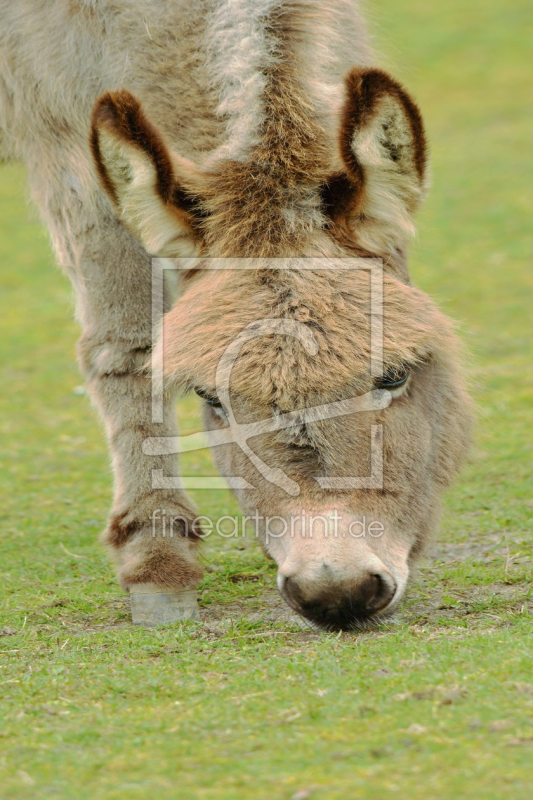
(199, 588), (306, 629)
(427, 530), (530, 566)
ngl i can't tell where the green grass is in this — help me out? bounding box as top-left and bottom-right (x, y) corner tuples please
(1, 0), (532, 797)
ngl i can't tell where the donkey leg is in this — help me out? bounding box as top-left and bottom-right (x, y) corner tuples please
(51, 201), (203, 624)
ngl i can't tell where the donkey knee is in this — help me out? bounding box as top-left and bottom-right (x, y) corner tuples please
(77, 337), (152, 381)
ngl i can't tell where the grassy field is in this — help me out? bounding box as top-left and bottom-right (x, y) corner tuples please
(1, 0), (532, 797)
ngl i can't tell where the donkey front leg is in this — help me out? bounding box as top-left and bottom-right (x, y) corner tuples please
(62, 210), (203, 625)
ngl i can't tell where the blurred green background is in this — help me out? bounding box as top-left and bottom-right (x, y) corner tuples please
(1, 0), (532, 797)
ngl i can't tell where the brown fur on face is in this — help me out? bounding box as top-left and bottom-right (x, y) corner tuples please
(156, 261), (472, 624)
(162, 264), (471, 486)
(163, 266), (454, 398)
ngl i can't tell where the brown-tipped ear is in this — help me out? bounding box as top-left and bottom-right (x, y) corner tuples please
(325, 68), (428, 259)
(90, 89), (204, 257)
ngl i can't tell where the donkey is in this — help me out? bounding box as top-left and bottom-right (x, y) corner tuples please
(0, 0), (471, 629)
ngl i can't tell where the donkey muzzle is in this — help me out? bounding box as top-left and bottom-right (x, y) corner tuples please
(277, 563), (398, 630)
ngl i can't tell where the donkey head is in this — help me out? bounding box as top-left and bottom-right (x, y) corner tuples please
(90, 68), (472, 629)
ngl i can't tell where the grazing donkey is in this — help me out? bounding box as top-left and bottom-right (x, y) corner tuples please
(0, 0), (471, 629)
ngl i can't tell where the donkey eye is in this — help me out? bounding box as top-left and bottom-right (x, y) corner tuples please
(194, 387), (222, 408)
(375, 365), (411, 391)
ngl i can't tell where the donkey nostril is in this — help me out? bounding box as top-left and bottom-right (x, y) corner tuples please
(366, 572), (397, 613)
(357, 573), (380, 609)
(280, 575), (304, 609)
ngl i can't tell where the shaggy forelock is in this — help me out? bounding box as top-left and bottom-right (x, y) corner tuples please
(162, 266), (459, 411)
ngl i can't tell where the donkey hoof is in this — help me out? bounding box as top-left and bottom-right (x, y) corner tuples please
(129, 584), (200, 627)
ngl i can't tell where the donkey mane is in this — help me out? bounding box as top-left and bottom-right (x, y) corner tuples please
(206, 0), (373, 163)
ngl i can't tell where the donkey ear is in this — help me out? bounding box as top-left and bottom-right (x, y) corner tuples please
(330, 69), (428, 258)
(90, 90), (203, 257)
